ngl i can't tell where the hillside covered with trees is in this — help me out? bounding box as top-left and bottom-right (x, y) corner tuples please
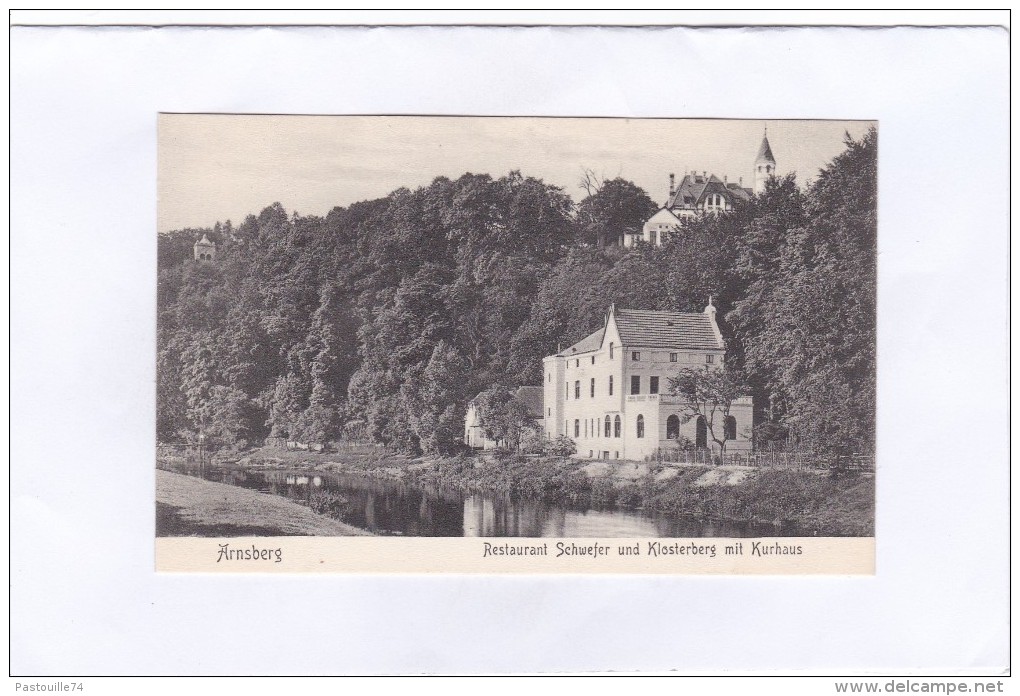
(157, 128), (876, 457)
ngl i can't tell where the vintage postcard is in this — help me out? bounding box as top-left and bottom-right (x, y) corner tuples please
(156, 115), (876, 573)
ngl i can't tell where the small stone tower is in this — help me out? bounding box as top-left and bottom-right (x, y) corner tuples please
(753, 130), (777, 195)
(193, 233), (216, 262)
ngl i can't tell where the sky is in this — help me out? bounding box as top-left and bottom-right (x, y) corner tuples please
(158, 115), (875, 233)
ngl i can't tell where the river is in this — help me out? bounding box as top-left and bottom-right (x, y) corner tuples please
(160, 462), (798, 538)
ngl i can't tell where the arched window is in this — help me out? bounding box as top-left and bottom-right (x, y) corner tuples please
(609, 375), (613, 395)
(574, 419), (580, 437)
(604, 415), (611, 438)
(666, 415), (680, 439)
(724, 415), (736, 441)
(614, 415), (621, 438)
(695, 416), (707, 449)
(636, 415), (645, 438)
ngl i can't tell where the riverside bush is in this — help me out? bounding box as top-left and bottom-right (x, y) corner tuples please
(308, 490), (351, 522)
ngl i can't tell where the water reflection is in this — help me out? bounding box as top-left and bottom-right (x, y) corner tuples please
(160, 461), (795, 538)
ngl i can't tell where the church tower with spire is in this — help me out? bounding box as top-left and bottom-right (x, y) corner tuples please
(753, 129), (777, 195)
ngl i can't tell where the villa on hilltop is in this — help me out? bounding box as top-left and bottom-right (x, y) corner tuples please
(625, 131), (777, 248)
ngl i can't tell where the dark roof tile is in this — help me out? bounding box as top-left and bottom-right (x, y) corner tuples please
(563, 328), (604, 355)
(614, 308), (723, 351)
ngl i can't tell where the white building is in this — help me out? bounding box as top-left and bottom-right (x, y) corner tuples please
(193, 233), (216, 262)
(542, 303), (753, 461)
(624, 132), (777, 248)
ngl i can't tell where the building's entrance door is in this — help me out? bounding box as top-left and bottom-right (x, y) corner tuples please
(695, 416), (707, 449)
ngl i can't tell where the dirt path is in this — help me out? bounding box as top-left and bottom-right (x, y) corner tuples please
(156, 469), (371, 537)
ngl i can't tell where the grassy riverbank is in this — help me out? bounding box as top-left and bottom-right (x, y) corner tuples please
(218, 445), (874, 536)
(156, 469), (371, 537)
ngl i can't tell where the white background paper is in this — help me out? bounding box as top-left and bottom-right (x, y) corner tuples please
(9, 16), (1010, 675)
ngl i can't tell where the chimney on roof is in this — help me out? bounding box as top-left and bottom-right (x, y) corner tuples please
(668, 173), (675, 197)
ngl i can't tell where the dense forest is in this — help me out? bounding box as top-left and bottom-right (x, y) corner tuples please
(157, 128), (876, 457)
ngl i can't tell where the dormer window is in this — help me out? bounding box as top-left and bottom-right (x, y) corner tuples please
(705, 193), (725, 211)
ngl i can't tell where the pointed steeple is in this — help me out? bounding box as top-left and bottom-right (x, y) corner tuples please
(753, 128), (777, 195)
(755, 131), (776, 166)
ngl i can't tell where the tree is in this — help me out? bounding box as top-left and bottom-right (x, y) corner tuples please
(729, 129), (876, 455)
(575, 174), (658, 247)
(475, 386), (533, 450)
(402, 341), (470, 455)
(667, 365), (748, 455)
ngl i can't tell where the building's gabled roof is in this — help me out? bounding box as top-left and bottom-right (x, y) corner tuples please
(513, 386), (544, 420)
(666, 173), (751, 210)
(645, 207), (683, 227)
(563, 328), (604, 355)
(195, 234), (214, 246)
(614, 308), (724, 351)
(755, 134), (776, 164)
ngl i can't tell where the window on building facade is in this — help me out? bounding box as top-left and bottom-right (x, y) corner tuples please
(591, 356), (595, 365)
(604, 415), (611, 437)
(636, 414), (645, 438)
(609, 376), (613, 395)
(614, 415), (621, 438)
(590, 378), (595, 398)
(564, 420), (568, 436)
(649, 230), (657, 245)
(576, 359), (580, 368)
(632, 351), (640, 361)
(631, 376), (640, 395)
(695, 416), (707, 449)
(706, 354), (714, 364)
(609, 343), (614, 359)
(670, 353), (678, 362)
(547, 373), (551, 382)
(565, 384), (569, 399)
(574, 420), (580, 437)
(547, 408), (550, 417)
(650, 376), (659, 394)
(666, 414), (680, 439)
(724, 415), (736, 441)
(574, 381), (580, 399)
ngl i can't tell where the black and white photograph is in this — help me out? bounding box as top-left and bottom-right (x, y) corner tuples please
(156, 115), (876, 542)
(11, 13), (1007, 680)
